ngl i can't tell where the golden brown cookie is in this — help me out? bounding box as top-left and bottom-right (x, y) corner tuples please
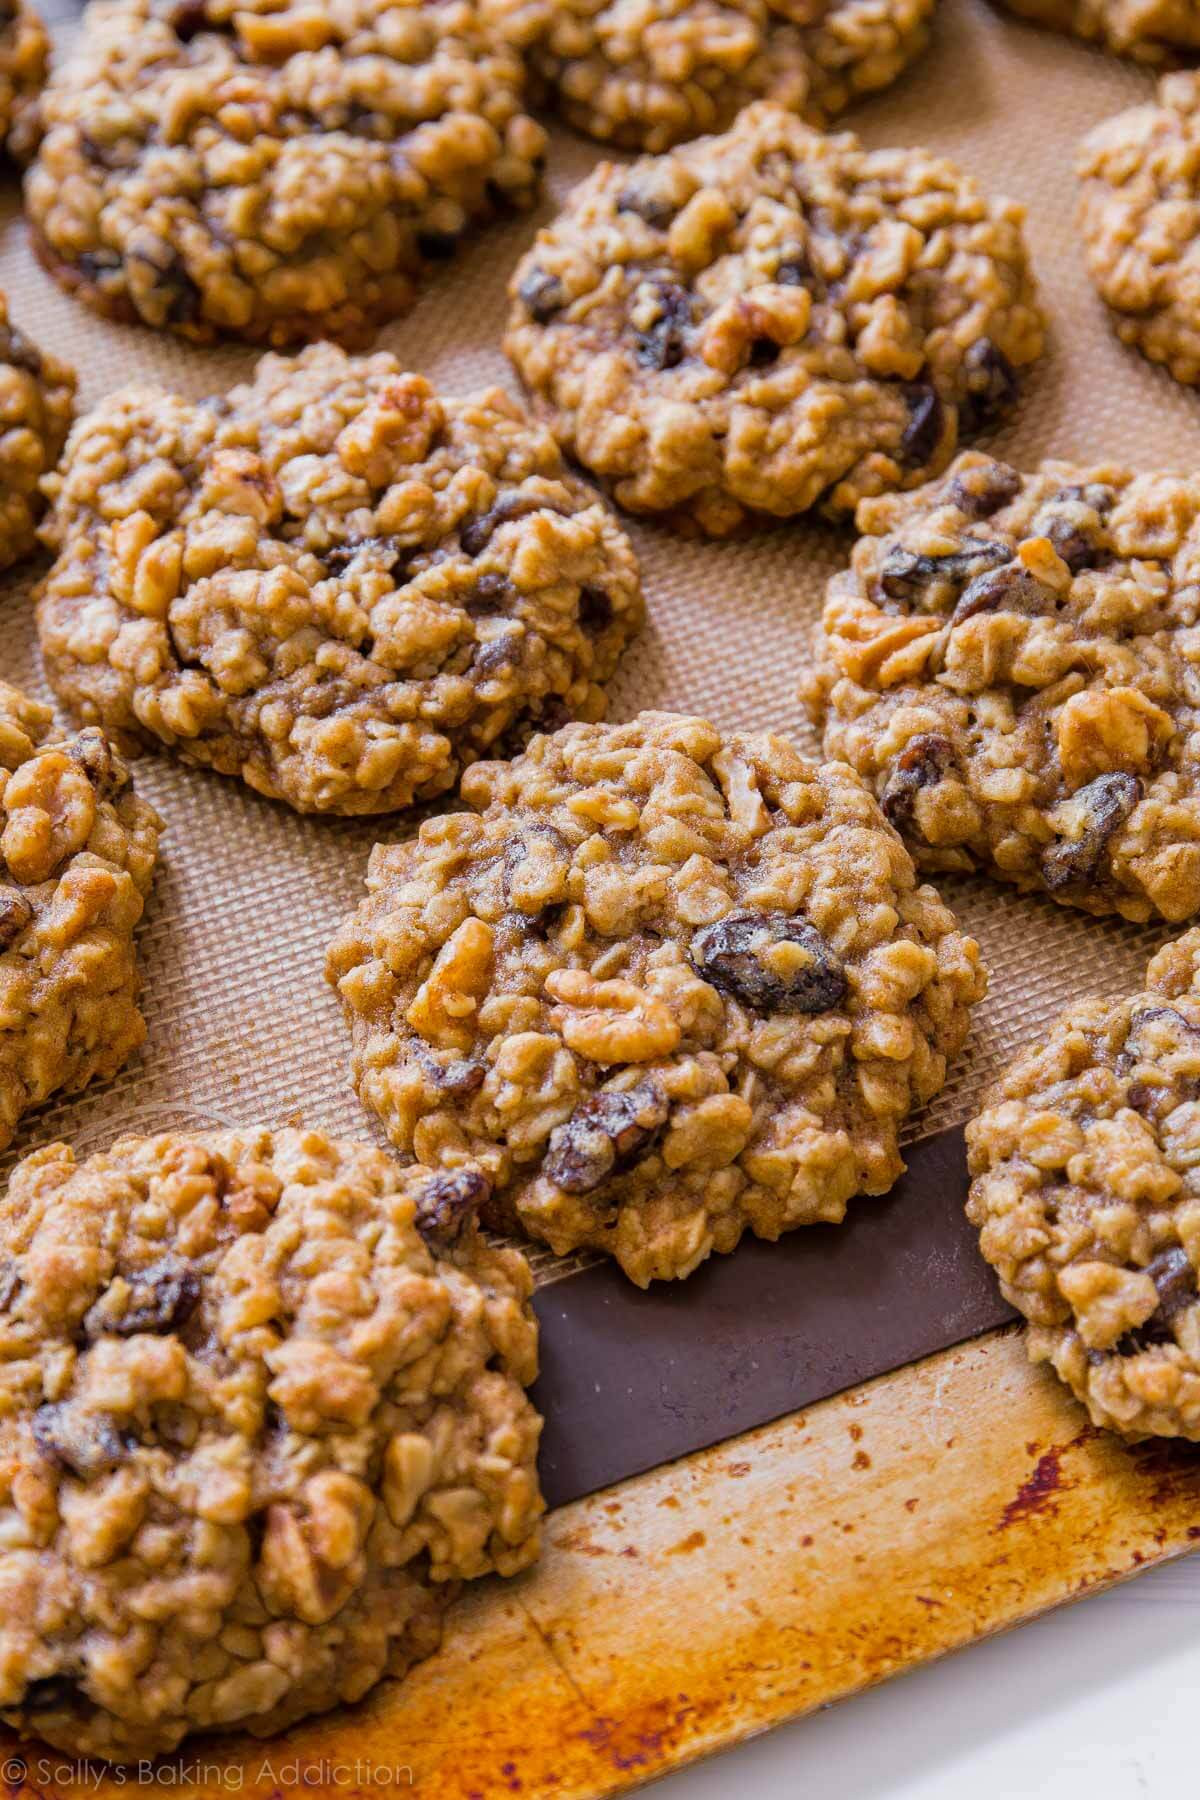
(0, 1127), (543, 1759)
(327, 710), (986, 1286)
(999, 0), (1200, 62)
(968, 929), (1200, 1439)
(0, 0), (49, 161)
(505, 102), (1045, 535)
(0, 292), (73, 573)
(36, 344), (644, 816)
(0, 683), (161, 1155)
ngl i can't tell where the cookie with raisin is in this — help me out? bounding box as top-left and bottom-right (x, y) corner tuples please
(0, 0), (49, 160)
(505, 102), (1044, 535)
(0, 290), (73, 572)
(967, 929), (1200, 1439)
(0, 1128), (542, 1759)
(326, 710), (986, 1286)
(803, 451), (1200, 923)
(0, 683), (162, 1156)
(25, 0), (546, 346)
(999, 0), (1200, 62)
(36, 344), (644, 816)
(483, 0), (935, 153)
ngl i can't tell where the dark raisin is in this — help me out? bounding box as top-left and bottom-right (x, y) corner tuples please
(0, 886), (32, 950)
(577, 585), (613, 633)
(0, 323), (44, 378)
(880, 733), (958, 837)
(948, 460), (1022, 520)
(635, 282), (692, 372)
(461, 492), (562, 557)
(323, 535), (405, 579)
(168, 0), (210, 39)
(472, 634), (522, 677)
(615, 186), (677, 228)
(775, 248), (814, 288)
(415, 1169), (491, 1249)
(463, 572), (513, 616)
(84, 1258), (201, 1339)
(690, 913), (847, 1015)
(1041, 771), (1143, 893)
(1032, 484), (1115, 574)
(77, 250), (122, 282)
(1116, 1246), (1197, 1353)
(417, 228), (460, 261)
(899, 384), (944, 467)
(959, 339), (1019, 433)
(131, 248), (202, 327)
(68, 727), (128, 799)
(21, 1675), (82, 1713)
(878, 538), (1010, 609)
(0, 1260), (20, 1312)
(517, 267), (566, 323)
(1117, 1004), (1200, 1080)
(950, 562), (1053, 625)
(32, 1405), (130, 1479)
(543, 1081), (670, 1196)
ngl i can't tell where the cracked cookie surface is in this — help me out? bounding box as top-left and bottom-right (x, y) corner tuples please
(36, 343), (644, 816)
(1078, 72), (1200, 387)
(326, 711), (986, 1286)
(803, 452), (1200, 923)
(24, 0), (547, 346)
(967, 930), (1200, 1439)
(482, 0), (935, 153)
(0, 0), (48, 161)
(505, 101), (1044, 535)
(0, 1127), (543, 1760)
(0, 291), (73, 573)
(0, 682), (161, 1157)
(998, 0), (1200, 60)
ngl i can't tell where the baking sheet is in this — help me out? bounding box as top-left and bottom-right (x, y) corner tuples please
(2, 0), (1191, 1508)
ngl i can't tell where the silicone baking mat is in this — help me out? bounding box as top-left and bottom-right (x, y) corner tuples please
(2, 0), (1189, 1505)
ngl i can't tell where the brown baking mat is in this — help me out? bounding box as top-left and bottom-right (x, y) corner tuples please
(1, 0), (1192, 1507)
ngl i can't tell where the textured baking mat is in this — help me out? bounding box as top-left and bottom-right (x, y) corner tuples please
(1, 0), (1192, 1508)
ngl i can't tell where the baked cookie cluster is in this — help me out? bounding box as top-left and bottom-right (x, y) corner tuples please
(804, 451), (1200, 923)
(327, 711), (985, 1286)
(0, 291), (73, 574)
(0, 1127), (543, 1759)
(36, 343), (644, 816)
(25, 0), (548, 346)
(968, 931), (1200, 1440)
(506, 102), (1045, 534)
(0, 682), (162, 1156)
(1000, 0), (1200, 60)
(482, 0), (935, 151)
(0, 0), (48, 161)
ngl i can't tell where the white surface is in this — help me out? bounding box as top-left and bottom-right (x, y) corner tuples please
(650, 1553), (1200, 1797)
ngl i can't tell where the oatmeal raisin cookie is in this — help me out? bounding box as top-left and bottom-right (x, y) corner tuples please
(0, 1127), (543, 1760)
(482, 0), (935, 153)
(36, 344), (643, 816)
(24, 0), (547, 346)
(998, 0), (1200, 61)
(326, 711), (986, 1286)
(505, 102), (1045, 534)
(0, 292), (73, 573)
(803, 452), (1200, 923)
(0, 683), (161, 1156)
(1078, 72), (1200, 387)
(0, 0), (48, 161)
(967, 929), (1200, 1439)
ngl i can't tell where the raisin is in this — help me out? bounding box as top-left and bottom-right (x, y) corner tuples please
(948, 460), (1022, 520)
(959, 339), (1019, 433)
(461, 492), (563, 557)
(578, 585), (613, 633)
(1041, 772), (1142, 893)
(417, 228), (460, 261)
(1117, 1004), (1200, 1080)
(615, 186), (677, 228)
(68, 727), (128, 799)
(1116, 1246), (1197, 1353)
(880, 733), (958, 837)
(0, 1260), (20, 1311)
(1032, 484), (1115, 574)
(21, 1675), (82, 1713)
(878, 538), (1009, 609)
(635, 282), (692, 371)
(463, 572), (513, 616)
(899, 384), (944, 467)
(84, 1257), (201, 1339)
(544, 1081), (670, 1196)
(131, 248), (202, 327)
(0, 323), (44, 378)
(517, 267), (566, 323)
(690, 913), (847, 1015)
(0, 886), (32, 950)
(472, 634), (522, 677)
(168, 0), (210, 38)
(415, 1169), (490, 1249)
(949, 562), (1053, 625)
(323, 535), (406, 578)
(32, 1404), (131, 1479)
(775, 248), (816, 289)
